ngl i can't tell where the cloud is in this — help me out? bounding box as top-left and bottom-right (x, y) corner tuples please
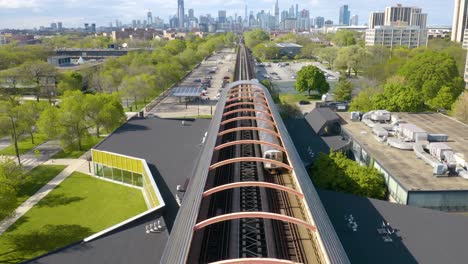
(0, 0), (38, 8)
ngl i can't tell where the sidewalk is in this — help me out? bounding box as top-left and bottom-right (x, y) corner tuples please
(0, 159), (87, 235)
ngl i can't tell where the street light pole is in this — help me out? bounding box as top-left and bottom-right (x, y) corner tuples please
(10, 117), (21, 165)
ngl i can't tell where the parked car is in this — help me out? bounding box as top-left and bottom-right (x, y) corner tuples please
(299, 100), (310, 105)
(193, 78), (201, 83)
(291, 75), (296, 79)
(271, 72), (278, 75)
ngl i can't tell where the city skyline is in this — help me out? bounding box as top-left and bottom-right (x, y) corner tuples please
(0, 0), (455, 29)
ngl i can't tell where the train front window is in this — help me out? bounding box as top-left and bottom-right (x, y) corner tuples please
(265, 153), (271, 159)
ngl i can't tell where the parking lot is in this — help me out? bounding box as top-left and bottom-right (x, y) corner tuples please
(148, 48), (236, 118)
(255, 61), (340, 94)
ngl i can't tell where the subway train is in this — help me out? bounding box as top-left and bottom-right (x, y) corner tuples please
(252, 89), (284, 174)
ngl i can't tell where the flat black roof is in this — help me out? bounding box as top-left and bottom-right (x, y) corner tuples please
(29, 117), (211, 263)
(28, 212), (167, 264)
(319, 189), (468, 264)
(95, 117), (211, 229)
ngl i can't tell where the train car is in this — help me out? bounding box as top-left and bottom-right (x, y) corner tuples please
(252, 89), (284, 173)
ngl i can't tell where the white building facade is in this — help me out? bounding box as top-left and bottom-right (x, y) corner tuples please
(365, 26), (428, 49)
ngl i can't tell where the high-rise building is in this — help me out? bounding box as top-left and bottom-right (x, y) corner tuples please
(244, 5), (248, 26)
(366, 4), (428, 49)
(339, 5), (351, 25)
(452, 0), (468, 42)
(295, 4), (298, 19)
(147, 10), (153, 25)
(384, 4), (426, 28)
(289, 5), (294, 18)
(132, 20), (137, 28)
(50, 22), (57, 30)
(178, 0), (185, 30)
(315, 16), (325, 28)
(57, 22), (63, 31)
(350, 15), (359, 26)
(325, 20), (334, 26)
(297, 9), (310, 30)
(366, 26), (427, 49)
(218, 10), (227, 23)
(188, 9), (194, 19)
(369, 12), (385, 29)
(91, 23), (96, 33)
(274, 0), (279, 27)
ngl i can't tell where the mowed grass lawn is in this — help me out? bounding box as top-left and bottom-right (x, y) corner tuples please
(13, 165), (67, 212)
(0, 172), (147, 263)
(278, 93), (320, 105)
(52, 136), (103, 159)
(0, 133), (47, 156)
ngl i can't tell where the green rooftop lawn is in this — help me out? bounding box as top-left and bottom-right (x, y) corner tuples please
(0, 133), (47, 156)
(0, 172), (147, 263)
(1, 165), (67, 220)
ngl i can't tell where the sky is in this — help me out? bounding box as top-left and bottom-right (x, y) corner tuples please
(0, 0), (455, 29)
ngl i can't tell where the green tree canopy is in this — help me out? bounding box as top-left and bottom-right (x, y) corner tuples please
(372, 76), (425, 112)
(0, 157), (25, 220)
(332, 30), (357, 47)
(398, 50), (464, 105)
(252, 43), (280, 60)
(57, 71), (83, 95)
(334, 45), (367, 76)
(295, 65), (330, 96)
(311, 152), (386, 199)
(349, 86), (382, 112)
(244, 29), (270, 49)
(333, 79), (353, 102)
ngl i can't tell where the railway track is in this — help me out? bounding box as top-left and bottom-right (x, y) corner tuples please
(192, 41), (316, 263)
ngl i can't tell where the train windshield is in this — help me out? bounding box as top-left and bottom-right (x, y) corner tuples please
(265, 153), (271, 159)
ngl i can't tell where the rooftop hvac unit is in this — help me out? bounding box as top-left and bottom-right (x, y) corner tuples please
(429, 142), (452, 160)
(350, 111), (360, 121)
(370, 110), (391, 122)
(399, 123), (427, 142)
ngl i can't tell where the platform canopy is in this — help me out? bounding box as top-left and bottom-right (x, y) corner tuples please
(171, 87), (204, 97)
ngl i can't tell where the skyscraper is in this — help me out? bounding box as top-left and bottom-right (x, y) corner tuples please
(274, 0), (279, 27)
(188, 9), (194, 19)
(350, 15), (359, 26)
(178, 0), (184, 30)
(339, 5), (351, 25)
(452, 0), (468, 42)
(369, 12), (384, 29)
(218, 10), (227, 23)
(384, 4), (427, 29)
(147, 10), (153, 25)
(315, 16), (325, 28)
(295, 4), (298, 19)
(289, 5), (294, 18)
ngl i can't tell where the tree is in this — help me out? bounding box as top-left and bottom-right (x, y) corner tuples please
(300, 43), (321, 59)
(349, 86), (381, 112)
(58, 91), (89, 151)
(311, 152), (386, 199)
(85, 93), (126, 137)
(252, 43), (279, 60)
(295, 65), (329, 96)
(333, 79), (353, 101)
(317, 47), (338, 66)
(332, 30), (357, 47)
(0, 99), (23, 164)
(0, 157), (26, 192)
(398, 51), (463, 105)
(17, 101), (44, 144)
(334, 45), (367, 76)
(37, 106), (61, 140)
(20, 60), (57, 101)
(373, 77), (424, 112)
(244, 29), (270, 49)
(119, 74), (154, 110)
(453, 92), (468, 124)
(98, 95), (126, 133)
(57, 71), (83, 94)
